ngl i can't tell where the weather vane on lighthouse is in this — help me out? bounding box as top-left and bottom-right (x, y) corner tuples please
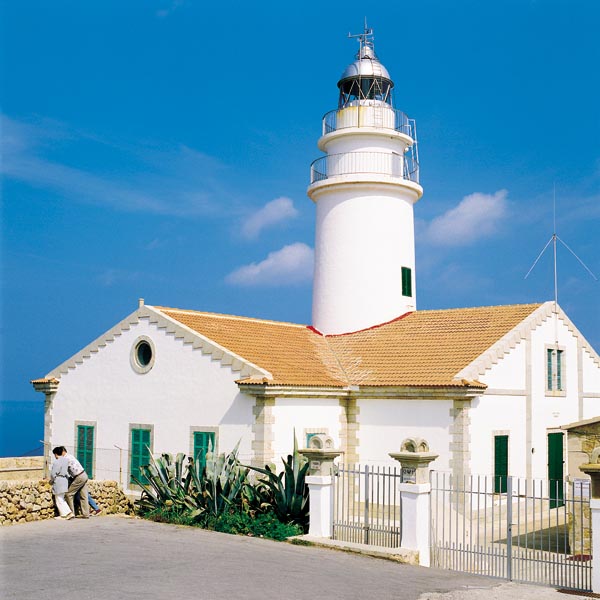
(348, 18), (374, 57)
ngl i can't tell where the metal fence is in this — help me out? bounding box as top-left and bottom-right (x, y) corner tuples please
(322, 107), (415, 138)
(310, 151), (419, 185)
(430, 472), (592, 592)
(332, 464), (403, 548)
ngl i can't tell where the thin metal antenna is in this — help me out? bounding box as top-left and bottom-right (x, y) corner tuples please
(525, 185), (598, 307)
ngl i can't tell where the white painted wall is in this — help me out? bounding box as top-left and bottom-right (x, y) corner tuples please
(480, 341), (526, 390)
(49, 316), (254, 491)
(582, 349), (600, 395)
(271, 398), (343, 461)
(469, 394), (527, 477)
(583, 397), (600, 419)
(312, 187), (418, 334)
(357, 398), (453, 470)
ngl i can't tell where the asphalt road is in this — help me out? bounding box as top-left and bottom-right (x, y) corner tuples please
(0, 516), (591, 600)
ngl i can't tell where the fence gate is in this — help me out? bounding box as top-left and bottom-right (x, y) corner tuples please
(430, 472), (592, 592)
(332, 464), (402, 548)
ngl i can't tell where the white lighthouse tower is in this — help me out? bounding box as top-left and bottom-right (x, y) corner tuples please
(308, 28), (423, 335)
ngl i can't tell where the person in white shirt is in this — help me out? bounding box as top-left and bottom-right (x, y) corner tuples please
(49, 450), (74, 520)
(53, 446), (90, 519)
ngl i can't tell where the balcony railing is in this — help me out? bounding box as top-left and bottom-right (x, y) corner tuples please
(322, 106), (416, 138)
(310, 151), (420, 185)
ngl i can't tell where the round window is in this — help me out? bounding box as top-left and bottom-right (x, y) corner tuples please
(136, 341), (153, 367)
(130, 336), (155, 374)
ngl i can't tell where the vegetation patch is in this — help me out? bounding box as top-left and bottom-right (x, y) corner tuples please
(134, 435), (309, 541)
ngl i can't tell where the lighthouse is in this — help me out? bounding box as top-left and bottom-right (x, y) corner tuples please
(308, 28), (423, 335)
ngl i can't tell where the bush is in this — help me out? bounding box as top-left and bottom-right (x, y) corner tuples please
(204, 510), (302, 541)
(146, 506), (301, 541)
(145, 506), (197, 526)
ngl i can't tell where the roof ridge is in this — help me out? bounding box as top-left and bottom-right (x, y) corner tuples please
(154, 306), (307, 329)
(414, 302), (543, 314)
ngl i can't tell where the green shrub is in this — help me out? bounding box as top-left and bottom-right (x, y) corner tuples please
(245, 433), (310, 531)
(202, 510), (302, 540)
(145, 506), (196, 526)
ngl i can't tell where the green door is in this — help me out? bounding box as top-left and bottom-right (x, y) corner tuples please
(130, 428), (151, 485)
(76, 425), (94, 479)
(548, 432), (564, 508)
(494, 435), (508, 493)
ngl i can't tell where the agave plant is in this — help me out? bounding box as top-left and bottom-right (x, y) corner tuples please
(133, 451), (196, 514)
(246, 433), (310, 530)
(188, 440), (249, 518)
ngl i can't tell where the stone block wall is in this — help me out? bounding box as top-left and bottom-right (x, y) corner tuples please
(0, 479), (133, 525)
(0, 457), (44, 481)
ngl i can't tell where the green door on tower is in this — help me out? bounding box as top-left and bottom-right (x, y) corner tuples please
(547, 432), (564, 509)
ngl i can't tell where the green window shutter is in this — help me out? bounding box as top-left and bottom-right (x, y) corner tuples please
(494, 435), (508, 494)
(130, 428), (151, 484)
(76, 425), (94, 479)
(193, 431), (215, 472)
(556, 350), (563, 390)
(547, 349), (553, 390)
(401, 267), (412, 297)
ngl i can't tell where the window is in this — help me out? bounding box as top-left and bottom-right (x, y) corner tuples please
(193, 431), (216, 472)
(130, 336), (155, 374)
(130, 428), (151, 485)
(76, 425), (94, 479)
(401, 266), (412, 297)
(494, 435), (508, 494)
(136, 342), (152, 367)
(547, 348), (564, 392)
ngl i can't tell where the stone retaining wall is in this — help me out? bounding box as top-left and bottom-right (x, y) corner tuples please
(0, 457), (44, 481)
(0, 479), (134, 525)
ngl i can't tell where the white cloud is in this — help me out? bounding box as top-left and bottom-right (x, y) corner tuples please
(225, 243), (314, 286)
(241, 197), (299, 240)
(425, 190), (509, 246)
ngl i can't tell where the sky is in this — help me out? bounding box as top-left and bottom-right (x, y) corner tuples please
(1, 0), (599, 457)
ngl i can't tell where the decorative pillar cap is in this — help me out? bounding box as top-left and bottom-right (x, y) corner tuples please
(580, 461), (600, 499)
(299, 434), (342, 476)
(389, 438), (438, 484)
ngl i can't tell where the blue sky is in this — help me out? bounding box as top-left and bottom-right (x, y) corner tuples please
(1, 1), (599, 457)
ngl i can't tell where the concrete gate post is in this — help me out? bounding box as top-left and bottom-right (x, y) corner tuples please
(390, 438), (438, 567)
(300, 434), (342, 539)
(580, 461), (600, 593)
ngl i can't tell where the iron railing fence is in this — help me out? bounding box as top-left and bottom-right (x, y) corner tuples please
(430, 472), (592, 593)
(310, 151), (419, 185)
(322, 107), (415, 137)
(332, 463), (403, 548)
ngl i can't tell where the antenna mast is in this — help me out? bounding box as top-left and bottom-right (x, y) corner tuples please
(525, 185), (598, 341)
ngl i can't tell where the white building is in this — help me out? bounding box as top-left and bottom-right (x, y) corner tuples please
(32, 31), (600, 492)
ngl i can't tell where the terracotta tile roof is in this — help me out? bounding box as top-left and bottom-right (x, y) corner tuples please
(325, 304), (542, 387)
(30, 377), (59, 384)
(154, 308), (347, 386)
(155, 303), (542, 389)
